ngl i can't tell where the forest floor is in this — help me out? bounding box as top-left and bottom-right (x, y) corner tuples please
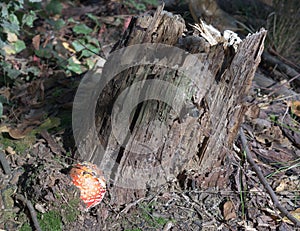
(0, 0), (299, 230)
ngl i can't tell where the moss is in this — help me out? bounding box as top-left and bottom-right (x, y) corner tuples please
(0, 135), (33, 154)
(38, 210), (63, 231)
(19, 223), (32, 231)
(61, 198), (81, 223)
(138, 202), (169, 228)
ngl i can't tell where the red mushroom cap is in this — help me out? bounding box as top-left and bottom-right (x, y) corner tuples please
(69, 162), (106, 209)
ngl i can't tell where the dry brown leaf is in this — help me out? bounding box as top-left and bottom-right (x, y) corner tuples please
(223, 200), (237, 220)
(276, 176), (300, 192)
(282, 208), (300, 224)
(32, 34), (41, 50)
(8, 126), (33, 139)
(290, 100), (300, 117)
(0, 125), (9, 133)
(5, 146), (16, 155)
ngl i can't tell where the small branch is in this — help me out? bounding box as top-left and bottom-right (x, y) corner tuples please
(0, 149), (12, 175)
(262, 51), (300, 85)
(239, 127), (300, 227)
(15, 194), (42, 231)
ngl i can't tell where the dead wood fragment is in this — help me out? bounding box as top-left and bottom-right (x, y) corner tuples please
(0, 149), (11, 175)
(239, 127), (300, 227)
(15, 194), (42, 231)
(75, 5), (267, 205)
(253, 72), (300, 100)
(262, 52), (300, 86)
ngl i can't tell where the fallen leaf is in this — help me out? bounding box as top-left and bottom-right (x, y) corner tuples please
(223, 200), (237, 220)
(8, 126), (33, 139)
(6, 32), (18, 43)
(282, 208), (300, 224)
(2, 45), (16, 55)
(32, 34), (41, 50)
(5, 146), (15, 155)
(62, 41), (76, 53)
(276, 176), (300, 192)
(290, 101), (300, 117)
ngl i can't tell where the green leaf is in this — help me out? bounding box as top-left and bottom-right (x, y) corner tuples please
(0, 95), (9, 104)
(26, 66), (41, 76)
(72, 40), (85, 52)
(2, 62), (21, 79)
(86, 58), (96, 69)
(73, 24), (93, 35)
(35, 47), (53, 59)
(67, 58), (85, 74)
(85, 43), (99, 54)
(1, 3), (8, 18)
(53, 19), (65, 30)
(22, 10), (37, 27)
(81, 49), (93, 58)
(1, 21), (20, 34)
(86, 13), (101, 26)
(46, 0), (62, 15)
(80, 44), (99, 57)
(13, 40), (26, 53)
(67, 63), (84, 74)
(9, 13), (19, 26)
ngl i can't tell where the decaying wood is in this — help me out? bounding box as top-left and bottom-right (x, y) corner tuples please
(77, 5), (266, 205)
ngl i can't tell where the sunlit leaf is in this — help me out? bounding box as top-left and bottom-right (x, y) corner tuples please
(13, 40), (26, 53)
(68, 57), (84, 74)
(9, 13), (19, 26)
(86, 58), (97, 69)
(2, 45), (16, 55)
(22, 10), (37, 27)
(63, 42), (76, 53)
(6, 32), (18, 43)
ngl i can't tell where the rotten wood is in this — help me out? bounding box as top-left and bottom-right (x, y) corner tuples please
(76, 6), (267, 205)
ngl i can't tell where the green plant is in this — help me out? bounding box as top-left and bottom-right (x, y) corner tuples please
(0, 0), (40, 82)
(38, 210), (63, 231)
(20, 223), (32, 231)
(138, 202), (169, 228)
(0, 0), (105, 87)
(266, 0), (300, 63)
(124, 0), (158, 12)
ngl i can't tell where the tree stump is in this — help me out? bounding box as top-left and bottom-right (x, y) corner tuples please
(73, 5), (267, 205)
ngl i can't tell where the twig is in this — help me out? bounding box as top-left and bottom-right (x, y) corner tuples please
(239, 127), (300, 227)
(0, 149), (12, 175)
(262, 51), (300, 85)
(15, 194), (42, 231)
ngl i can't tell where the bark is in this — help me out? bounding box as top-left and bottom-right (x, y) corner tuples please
(74, 5), (266, 205)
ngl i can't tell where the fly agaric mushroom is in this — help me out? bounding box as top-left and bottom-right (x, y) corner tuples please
(69, 162), (106, 209)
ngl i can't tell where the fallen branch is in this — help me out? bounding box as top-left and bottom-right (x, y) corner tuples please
(262, 51), (300, 86)
(239, 127), (300, 227)
(15, 194), (42, 231)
